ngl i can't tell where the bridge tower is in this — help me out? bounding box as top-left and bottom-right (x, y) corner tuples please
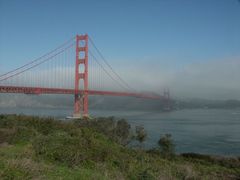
(163, 88), (170, 111)
(74, 34), (89, 118)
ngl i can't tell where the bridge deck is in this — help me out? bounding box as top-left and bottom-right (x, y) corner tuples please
(0, 86), (163, 100)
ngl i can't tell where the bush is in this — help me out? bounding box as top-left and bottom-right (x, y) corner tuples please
(9, 126), (38, 144)
(74, 117), (132, 146)
(0, 128), (15, 144)
(0, 114), (60, 136)
(181, 153), (240, 169)
(0, 126), (37, 144)
(1, 114), (240, 179)
(32, 128), (123, 167)
(114, 119), (132, 145)
(158, 134), (175, 158)
(135, 125), (147, 144)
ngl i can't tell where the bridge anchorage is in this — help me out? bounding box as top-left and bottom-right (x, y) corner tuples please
(0, 34), (171, 118)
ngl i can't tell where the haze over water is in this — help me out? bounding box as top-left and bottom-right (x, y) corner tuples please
(1, 107), (239, 156)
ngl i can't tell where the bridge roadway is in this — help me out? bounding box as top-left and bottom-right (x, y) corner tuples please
(0, 86), (164, 100)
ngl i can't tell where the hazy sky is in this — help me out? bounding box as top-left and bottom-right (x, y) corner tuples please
(0, 0), (240, 99)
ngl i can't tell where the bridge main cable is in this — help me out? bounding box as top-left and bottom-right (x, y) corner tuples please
(89, 50), (130, 91)
(89, 36), (136, 92)
(0, 37), (75, 79)
(0, 43), (75, 82)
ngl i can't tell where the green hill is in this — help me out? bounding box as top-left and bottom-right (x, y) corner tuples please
(0, 114), (239, 179)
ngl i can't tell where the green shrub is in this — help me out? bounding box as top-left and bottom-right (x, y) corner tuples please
(137, 168), (155, 180)
(0, 126), (37, 144)
(135, 125), (147, 148)
(32, 128), (123, 167)
(0, 158), (43, 180)
(0, 114), (17, 128)
(181, 153), (240, 169)
(74, 117), (132, 146)
(0, 128), (15, 144)
(10, 126), (38, 144)
(1, 114), (239, 179)
(114, 119), (132, 145)
(0, 114), (62, 135)
(158, 134), (175, 158)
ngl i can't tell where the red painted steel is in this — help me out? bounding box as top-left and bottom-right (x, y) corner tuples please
(74, 35), (80, 116)
(0, 34), (171, 117)
(0, 86), (165, 100)
(74, 34), (89, 117)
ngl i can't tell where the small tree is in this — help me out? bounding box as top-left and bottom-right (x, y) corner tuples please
(135, 125), (147, 148)
(115, 119), (131, 146)
(158, 134), (175, 158)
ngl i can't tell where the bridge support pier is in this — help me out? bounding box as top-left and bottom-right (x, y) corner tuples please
(73, 34), (89, 118)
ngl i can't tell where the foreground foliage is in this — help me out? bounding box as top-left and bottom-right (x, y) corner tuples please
(0, 114), (239, 179)
(158, 134), (175, 158)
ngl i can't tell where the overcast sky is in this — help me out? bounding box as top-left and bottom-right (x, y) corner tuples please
(0, 0), (240, 100)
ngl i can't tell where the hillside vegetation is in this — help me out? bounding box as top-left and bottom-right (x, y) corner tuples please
(0, 114), (239, 179)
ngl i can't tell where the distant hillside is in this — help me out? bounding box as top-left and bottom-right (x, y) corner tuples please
(175, 98), (240, 109)
(1, 94), (240, 110)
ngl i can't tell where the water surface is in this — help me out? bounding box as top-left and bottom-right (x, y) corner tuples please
(0, 107), (239, 156)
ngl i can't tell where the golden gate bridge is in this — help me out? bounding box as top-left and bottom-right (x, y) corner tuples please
(0, 34), (170, 118)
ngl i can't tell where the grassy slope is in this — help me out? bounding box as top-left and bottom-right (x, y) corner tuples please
(0, 114), (239, 180)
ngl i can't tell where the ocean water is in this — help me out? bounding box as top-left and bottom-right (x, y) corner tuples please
(0, 107), (239, 156)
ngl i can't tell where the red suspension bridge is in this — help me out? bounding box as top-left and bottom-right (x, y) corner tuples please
(0, 34), (170, 118)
